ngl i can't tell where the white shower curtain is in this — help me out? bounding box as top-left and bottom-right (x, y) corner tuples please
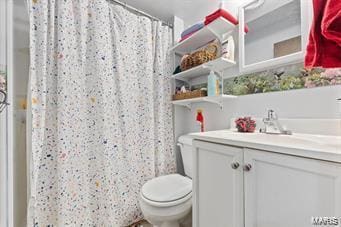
(27, 0), (175, 226)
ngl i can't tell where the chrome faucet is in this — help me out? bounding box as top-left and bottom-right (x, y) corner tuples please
(260, 110), (292, 135)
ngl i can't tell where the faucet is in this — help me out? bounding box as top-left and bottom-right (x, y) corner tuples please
(260, 110), (292, 135)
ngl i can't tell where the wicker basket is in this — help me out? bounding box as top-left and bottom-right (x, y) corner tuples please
(180, 54), (194, 71)
(192, 50), (210, 67)
(180, 40), (220, 71)
(173, 90), (207, 101)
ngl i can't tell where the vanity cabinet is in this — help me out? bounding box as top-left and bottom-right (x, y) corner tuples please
(244, 148), (341, 227)
(238, 0), (312, 73)
(193, 141), (244, 227)
(193, 140), (341, 227)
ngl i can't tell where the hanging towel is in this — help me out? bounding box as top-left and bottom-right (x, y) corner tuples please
(205, 9), (249, 33)
(305, 0), (341, 68)
(321, 0), (341, 46)
(181, 22), (205, 38)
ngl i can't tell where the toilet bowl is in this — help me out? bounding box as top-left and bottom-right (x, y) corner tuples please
(139, 174), (192, 227)
(139, 135), (193, 227)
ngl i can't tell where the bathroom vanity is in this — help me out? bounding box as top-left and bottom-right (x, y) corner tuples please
(191, 131), (341, 227)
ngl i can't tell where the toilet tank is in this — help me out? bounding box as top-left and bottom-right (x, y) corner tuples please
(178, 135), (193, 178)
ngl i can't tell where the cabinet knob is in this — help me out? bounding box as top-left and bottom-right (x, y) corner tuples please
(243, 164), (252, 171)
(231, 162), (240, 169)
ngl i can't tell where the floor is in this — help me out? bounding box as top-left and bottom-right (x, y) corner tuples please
(129, 220), (152, 227)
(129, 212), (192, 227)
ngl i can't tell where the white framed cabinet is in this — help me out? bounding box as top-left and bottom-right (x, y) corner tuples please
(244, 148), (341, 227)
(193, 140), (341, 227)
(238, 0), (313, 73)
(193, 141), (244, 227)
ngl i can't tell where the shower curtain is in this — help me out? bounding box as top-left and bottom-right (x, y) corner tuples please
(27, 0), (175, 226)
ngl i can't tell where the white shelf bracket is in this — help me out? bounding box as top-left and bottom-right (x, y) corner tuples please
(174, 103), (192, 110)
(203, 97), (224, 110)
(182, 103), (192, 110)
(210, 100), (224, 109)
(185, 103), (192, 110)
(176, 78), (190, 83)
(202, 65), (223, 78)
(208, 27), (224, 43)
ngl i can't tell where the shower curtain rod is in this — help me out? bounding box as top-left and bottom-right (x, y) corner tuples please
(107, 0), (173, 28)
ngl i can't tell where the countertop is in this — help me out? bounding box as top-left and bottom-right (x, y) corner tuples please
(190, 130), (341, 163)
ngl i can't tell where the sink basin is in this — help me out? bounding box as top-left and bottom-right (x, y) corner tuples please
(192, 130), (341, 152)
(290, 134), (341, 148)
(191, 129), (341, 163)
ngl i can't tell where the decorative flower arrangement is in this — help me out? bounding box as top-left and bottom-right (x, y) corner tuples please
(279, 76), (304, 90)
(235, 117), (256, 133)
(304, 68), (341, 88)
(223, 63), (341, 96)
(226, 74), (278, 96)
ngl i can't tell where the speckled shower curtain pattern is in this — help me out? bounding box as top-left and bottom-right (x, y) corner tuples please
(27, 0), (175, 226)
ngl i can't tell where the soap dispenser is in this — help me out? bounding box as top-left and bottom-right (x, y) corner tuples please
(207, 70), (218, 96)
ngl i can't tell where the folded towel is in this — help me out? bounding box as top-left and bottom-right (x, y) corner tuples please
(179, 30), (198, 42)
(305, 0), (341, 68)
(205, 9), (249, 33)
(181, 22), (205, 38)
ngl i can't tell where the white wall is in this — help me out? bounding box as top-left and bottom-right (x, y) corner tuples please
(175, 85), (341, 134)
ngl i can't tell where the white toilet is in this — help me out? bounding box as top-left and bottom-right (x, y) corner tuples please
(139, 135), (193, 227)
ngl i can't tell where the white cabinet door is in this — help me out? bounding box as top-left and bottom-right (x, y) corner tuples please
(244, 148), (341, 227)
(193, 141), (244, 227)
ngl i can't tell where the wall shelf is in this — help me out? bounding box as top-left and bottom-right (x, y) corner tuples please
(172, 58), (236, 82)
(170, 17), (236, 55)
(172, 95), (237, 109)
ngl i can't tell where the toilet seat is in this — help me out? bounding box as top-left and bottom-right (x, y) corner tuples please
(141, 174), (192, 207)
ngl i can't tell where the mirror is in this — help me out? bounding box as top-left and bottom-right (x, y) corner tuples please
(239, 0), (307, 73)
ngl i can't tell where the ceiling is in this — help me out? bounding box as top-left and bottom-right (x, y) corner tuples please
(122, 0), (246, 26)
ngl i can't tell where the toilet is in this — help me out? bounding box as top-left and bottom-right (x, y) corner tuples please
(139, 135), (193, 227)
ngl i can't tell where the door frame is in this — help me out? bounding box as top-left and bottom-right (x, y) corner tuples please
(0, 0), (14, 226)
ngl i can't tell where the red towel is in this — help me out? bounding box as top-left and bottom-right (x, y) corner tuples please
(205, 9), (249, 33)
(321, 0), (341, 46)
(305, 0), (341, 68)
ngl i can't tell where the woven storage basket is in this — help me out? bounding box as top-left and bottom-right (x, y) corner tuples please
(205, 41), (220, 60)
(180, 54), (194, 71)
(180, 40), (220, 71)
(192, 50), (210, 67)
(173, 90), (207, 101)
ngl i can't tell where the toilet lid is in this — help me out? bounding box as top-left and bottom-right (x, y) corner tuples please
(142, 174), (192, 203)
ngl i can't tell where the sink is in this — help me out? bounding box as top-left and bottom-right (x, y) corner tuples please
(192, 130), (341, 151)
(290, 134), (341, 148)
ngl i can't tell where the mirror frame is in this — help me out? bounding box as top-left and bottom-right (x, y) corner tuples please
(238, 0), (312, 74)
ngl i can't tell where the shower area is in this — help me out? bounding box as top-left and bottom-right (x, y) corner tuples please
(1, 0), (176, 226)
